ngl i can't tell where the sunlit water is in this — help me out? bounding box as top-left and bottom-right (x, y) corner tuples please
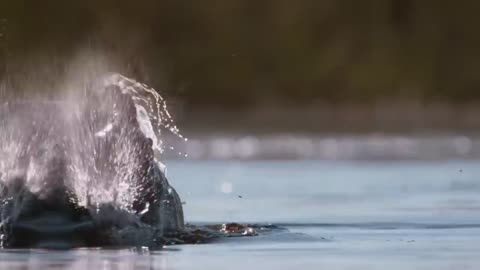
(1, 160), (480, 269)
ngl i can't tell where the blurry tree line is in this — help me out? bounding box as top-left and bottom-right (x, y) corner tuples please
(1, 0), (480, 108)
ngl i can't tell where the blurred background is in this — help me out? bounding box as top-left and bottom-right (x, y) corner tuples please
(3, 4), (480, 269)
(2, 0), (480, 160)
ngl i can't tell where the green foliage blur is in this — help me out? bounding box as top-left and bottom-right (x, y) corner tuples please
(2, 0), (480, 108)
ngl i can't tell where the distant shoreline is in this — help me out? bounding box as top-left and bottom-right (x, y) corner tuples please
(162, 133), (480, 161)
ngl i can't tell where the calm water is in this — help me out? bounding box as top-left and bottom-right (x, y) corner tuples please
(1, 160), (480, 269)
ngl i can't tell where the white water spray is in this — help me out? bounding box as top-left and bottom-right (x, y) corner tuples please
(0, 73), (186, 215)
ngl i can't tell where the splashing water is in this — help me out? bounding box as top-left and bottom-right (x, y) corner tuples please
(0, 73), (187, 216)
(102, 73), (188, 154)
(0, 72), (260, 248)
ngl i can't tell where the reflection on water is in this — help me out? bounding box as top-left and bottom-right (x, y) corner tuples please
(2, 224), (480, 270)
(0, 249), (156, 270)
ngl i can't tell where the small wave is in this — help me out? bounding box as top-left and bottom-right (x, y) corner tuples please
(276, 222), (480, 230)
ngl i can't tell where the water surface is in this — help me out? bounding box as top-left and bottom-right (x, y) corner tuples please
(2, 160), (480, 269)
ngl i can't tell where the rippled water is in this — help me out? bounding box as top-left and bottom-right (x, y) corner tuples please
(1, 160), (480, 269)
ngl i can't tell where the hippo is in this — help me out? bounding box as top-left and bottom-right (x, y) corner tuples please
(0, 74), (184, 248)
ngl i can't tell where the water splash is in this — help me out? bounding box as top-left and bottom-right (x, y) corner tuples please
(102, 73), (188, 155)
(0, 73), (186, 215)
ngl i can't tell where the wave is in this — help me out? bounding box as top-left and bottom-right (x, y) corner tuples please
(275, 222), (480, 230)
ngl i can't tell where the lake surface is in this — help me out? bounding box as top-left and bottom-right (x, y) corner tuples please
(1, 160), (480, 269)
